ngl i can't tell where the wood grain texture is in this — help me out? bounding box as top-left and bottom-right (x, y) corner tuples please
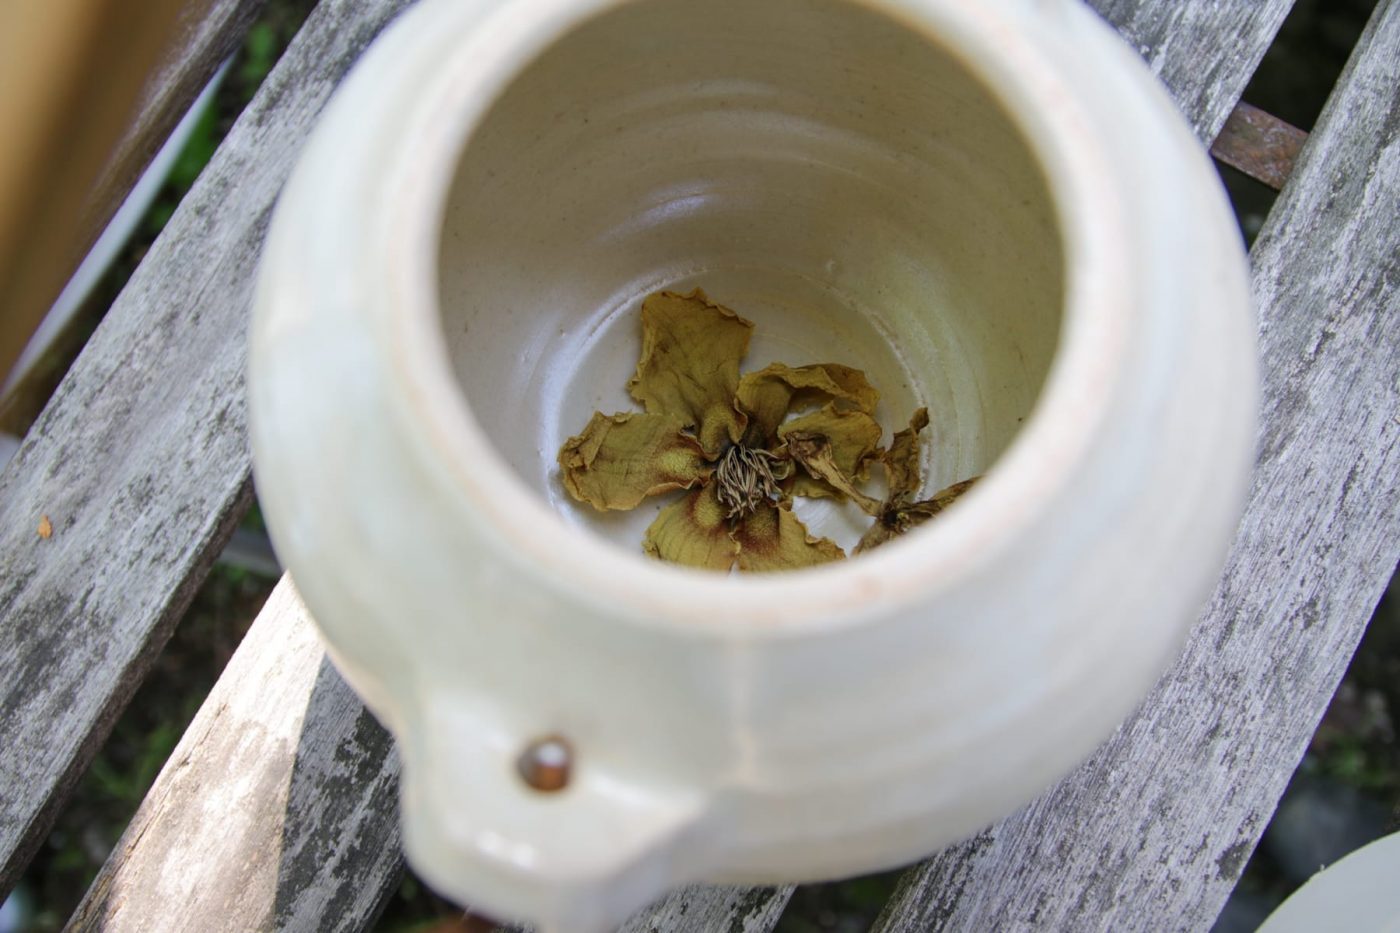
(79, 0), (269, 269)
(1086, 0), (1294, 141)
(64, 580), (404, 932)
(0, 0), (413, 897)
(615, 886), (794, 933)
(1210, 101), (1309, 190)
(874, 1), (1400, 929)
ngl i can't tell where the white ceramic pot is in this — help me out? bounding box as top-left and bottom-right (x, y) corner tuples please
(249, 0), (1257, 929)
(1258, 831), (1400, 933)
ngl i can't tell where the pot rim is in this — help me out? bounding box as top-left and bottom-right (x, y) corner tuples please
(379, 0), (1134, 634)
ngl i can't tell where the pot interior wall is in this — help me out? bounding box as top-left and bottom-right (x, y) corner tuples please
(437, 0), (1064, 555)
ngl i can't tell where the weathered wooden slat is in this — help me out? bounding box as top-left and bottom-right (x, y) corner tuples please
(0, 0), (414, 898)
(615, 886), (794, 933)
(79, 0), (269, 268)
(51, 0), (1303, 929)
(1211, 101), (1309, 190)
(64, 580), (404, 932)
(874, 1), (1400, 929)
(1086, 0), (1295, 142)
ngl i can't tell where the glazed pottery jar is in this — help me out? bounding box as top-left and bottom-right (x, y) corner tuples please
(249, 0), (1257, 929)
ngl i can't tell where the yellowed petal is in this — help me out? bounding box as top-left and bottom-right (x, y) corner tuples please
(735, 362), (879, 446)
(559, 412), (709, 511)
(643, 485), (739, 571)
(854, 519), (896, 554)
(626, 289), (751, 456)
(884, 408), (930, 501)
(783, 431), (883, 515)
(912, 476), (980, 516)
(734, 501), (845, 572)
(855, 476), (980, 554)
(779, 405), (883, 502)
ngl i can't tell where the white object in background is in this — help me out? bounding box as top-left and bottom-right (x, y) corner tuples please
(0, 885), (26, 933)
(0, 433), (18, 473)
(249, 0), (1259, 930)
(1258, 831), (1400, 933)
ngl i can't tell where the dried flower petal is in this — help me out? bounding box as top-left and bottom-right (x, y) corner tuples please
(884, 407), (930, 502)
(643, 485), (741, 571)
(854, 407), (979, 554)
(558, 411), (711, 511)
(783, 431), (884, 515)
(558, 288), (902, 571)
(736, 362), (879, 447)
(855, 477), (979, 553)
(733, 501), (845, 572)
(779, 405), (883, 503)
(626, 289), (751, 457)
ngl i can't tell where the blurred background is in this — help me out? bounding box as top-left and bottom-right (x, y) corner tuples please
(0, 0), (1393, 930)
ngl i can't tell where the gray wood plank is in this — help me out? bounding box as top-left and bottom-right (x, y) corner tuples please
(0, 0), (414, 897)
(64, 580), (404, 933)
(874, 1), (1400, 929)
(616, 886), (794, 933)
(36, 0), (1302, 928)
(1087, 0), (1295, 141)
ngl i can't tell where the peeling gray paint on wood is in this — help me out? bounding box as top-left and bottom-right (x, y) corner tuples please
(874, 1), (1400, 929)
(0, 0), (414, 897)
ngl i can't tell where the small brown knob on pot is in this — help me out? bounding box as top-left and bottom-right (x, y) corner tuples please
(516, 735), (572, 792)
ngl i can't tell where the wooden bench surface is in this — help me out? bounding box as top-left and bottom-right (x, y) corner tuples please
(2, 0), (1398, 929)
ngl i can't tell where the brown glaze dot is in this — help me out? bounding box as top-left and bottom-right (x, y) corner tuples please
(516, 735), (572, 792)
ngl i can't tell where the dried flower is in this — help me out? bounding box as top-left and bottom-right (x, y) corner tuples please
(852, 408), (979, 553)
(558, 289), (883, 571)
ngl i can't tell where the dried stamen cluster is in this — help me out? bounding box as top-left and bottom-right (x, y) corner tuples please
(714, 445), (784, 518)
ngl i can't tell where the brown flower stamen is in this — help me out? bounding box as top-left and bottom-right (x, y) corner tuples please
(714, 444), (783, 518)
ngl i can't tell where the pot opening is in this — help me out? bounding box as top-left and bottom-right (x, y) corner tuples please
(435, 0), (1065, 566)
